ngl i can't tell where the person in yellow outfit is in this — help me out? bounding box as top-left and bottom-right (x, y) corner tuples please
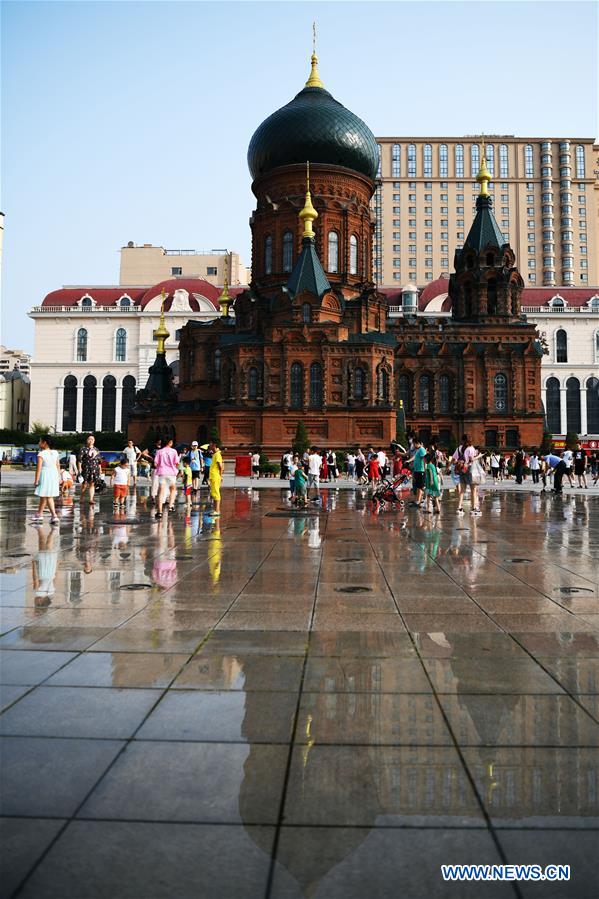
(208, 440), (224, 516)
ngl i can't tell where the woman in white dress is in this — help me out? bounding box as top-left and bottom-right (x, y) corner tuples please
(32, 435), (61, 524)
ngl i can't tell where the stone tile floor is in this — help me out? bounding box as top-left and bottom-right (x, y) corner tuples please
(0, 483), (598, 898)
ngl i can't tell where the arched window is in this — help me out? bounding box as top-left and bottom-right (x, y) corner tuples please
(119, 296), (131, 307)
(354, 366), (365, 399)
(455, 144), (464, 177)
(546, 377), (561, 433)
(81, 296), (93, 308)
(485, 143), (494, 176)
(419, 374), (431, 412)
(378, 367), (390, 401)
(423, 144), (432, 177)
(556, 328), (568, 363)
(587, 377), (599, 433)
(464, 283), (473, 318)
(282, 231), (294, 273)
(470, 143), (480, 177)
(115, 328), (127, 362)
(439, 144), (448, 178)
(76, 328), (88, 362)
(302, 302), (311, 323)
(398, 374), (412, 412)
(595, 330), (599, 363)
(225, 366), (236, 401)
(566, 377), (581, 433)
(121, 375), (136, 431)
(327, 231), (339, 273)
(310, 362), (323, 407)
(82, 375), (97, 431)
(290, 362), (303, 409)
(62, 375), (77, 431)
(349, 235), (358, 275)
(439, 374), (452, 413)
(407, 143), (416, 177)
(392, 143), (401, 177)
(575, 145), (585, 179)
(214, 349), (221, 381)
(264, 236), (272, 275)
(499, 144), (509, 178)
(524, 144), (534, 178)
(487, 278), (498, 314)
(248, 366), (259, 400)
(101, 375), (116, 431)
(494, 373), (508, 411)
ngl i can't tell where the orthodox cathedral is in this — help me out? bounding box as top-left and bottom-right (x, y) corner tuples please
(129, 47), (544, 450)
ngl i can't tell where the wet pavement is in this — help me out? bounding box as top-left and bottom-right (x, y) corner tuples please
(1, 483), (598, 898)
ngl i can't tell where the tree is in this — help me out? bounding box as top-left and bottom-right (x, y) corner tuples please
(565, 431), (579, 449)
(292, 420), (310, 456)
(209, 425), (221, 446)
(30, 421), (51, 436)
(540, 430), (553, 454)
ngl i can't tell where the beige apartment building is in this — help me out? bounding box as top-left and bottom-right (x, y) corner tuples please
(373, 137), (598, 288)
(119, 244), (250, 286)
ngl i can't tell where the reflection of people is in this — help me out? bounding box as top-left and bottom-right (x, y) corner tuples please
(32, 435), (61, 525)
(32, 526), (59, 606)
(209, 440), (223, 516)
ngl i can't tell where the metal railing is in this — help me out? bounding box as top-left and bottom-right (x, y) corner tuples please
(522, 305), (599, 313)
(30, 305), (137, 313)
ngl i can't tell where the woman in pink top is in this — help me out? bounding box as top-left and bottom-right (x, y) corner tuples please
(451, 434), (482, 516)
(154, 438), (180, 519)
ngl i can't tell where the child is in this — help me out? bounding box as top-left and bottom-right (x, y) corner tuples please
(288, 454), (299, 498)
(424, 451), (442, 515)
(180, 455), (193, 515)
(112, 456), (130, 510)
(60, 465), (74, 496)
(294, 465), (308, 507)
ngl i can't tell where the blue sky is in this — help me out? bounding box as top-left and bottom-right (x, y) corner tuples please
(2, 0), (597, 350)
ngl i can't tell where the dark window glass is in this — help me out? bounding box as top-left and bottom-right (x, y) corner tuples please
(302, 302), (311, 323)
(398, 374), (412, 412)
(378, 367), (390, 401)
(115, 328), (127, 362)
(282, 231), (293, 273)
(354, 366), (365, 399)
(506, 429), (519, 448)
(586, 376), (599, 433)
(556, 329), (568, 363)
(494, 373), (508, 411)
(62, 375), (77, 431)
(76, 328), (88, 362)
(485, 429), (498, 447)
(546, 377), (561, 433)
(566, 376), (581, 433)
(101, 376), (116, 431)
(349, 235), (358, 275)
(439, 375), (452, 413)
(82, 375), (97, 431)
(290, 363), (303, 408)
(121, 375), (136, 431)
(310, 362), (323, 407)
(264, 236), (272, 274)
(419, 375), (431, 412)
(81, 296), (92, 307)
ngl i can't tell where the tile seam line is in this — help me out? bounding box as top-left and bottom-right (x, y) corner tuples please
(362, 516), (523, 899)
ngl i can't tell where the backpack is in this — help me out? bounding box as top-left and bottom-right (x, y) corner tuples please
(454, 445), (470, 475)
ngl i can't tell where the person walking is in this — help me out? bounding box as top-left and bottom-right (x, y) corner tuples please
(355, 448), (366, 484)
(307, 447), (322, 499)
(347, 451), (356, 480)
(154, 438), (180, 519)
(574, 442), (588, 488)
(368, 451), (380, 487)
(498, 454), (506, 480)
(202, 449), (212, 485)
(514, 447), (525, 485)
(562, 446), (575, 487)
(490, 451), (500, 482)
(208, 440), (223, 516)
(320, 452), (329, 482)
(424, 450), (442, 514)
(78, 434), (102, 507)
(138, 438), (162, 504)
(251, 449), (260, 480)
(111, 457), (130, 511)
(189, 441), (203, 492)
(122, 439), (140, 487)
(407, 438), (427, 508)
(32, 435), (61, 525)
(529, 450), (540, 484)
(288, 454), (299, 498)
(452, 434), (481, 515)
(68, 450), (78, 483)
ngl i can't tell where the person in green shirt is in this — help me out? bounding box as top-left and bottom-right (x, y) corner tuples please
(424, 451), (442, 514)
(294, 466), (308, 507)
(406, 439), (427, 507)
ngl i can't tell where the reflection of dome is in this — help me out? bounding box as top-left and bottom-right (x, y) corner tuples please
(247, 81), (379, 181)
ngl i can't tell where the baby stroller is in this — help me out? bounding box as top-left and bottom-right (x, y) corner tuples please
(371, 470), (410, 511)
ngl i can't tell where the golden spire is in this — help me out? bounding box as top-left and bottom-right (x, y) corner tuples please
(218, 254), (233, 317)
(154, 288), (170, 354)
(299, 161), (318, 238)
(305, 22), (324, 88)
(476, 134), (491, 197)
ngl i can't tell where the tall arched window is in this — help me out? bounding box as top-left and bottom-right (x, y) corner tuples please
(225, 365), (236, 401)
(214, 349), (221, 381)
(327, 232), (339, 273)
(378, 367), (390, 401)
(546, 377), (561, 433)
(439, 374), (452, 413)
(392, 143), (401, 177)
(101, 375), (116, 430)
(264, 236), (272, 275)
(575, 145), (585, 179)
(470, 143), (480, 177)
(115, 328), (127, 362)
(398, 374), (412, 412)
(310, 362), (323, 407)
(121, 375), (136, 431)
(524, 144), (534, 177)
(485, 143), (494, 176)
(499, 144), (509, 178)
(82, 375), (97, 431)
(423, 144), (432, 177)
(587, 377), (599, 433)
(487, 279), (498, 314)
(282, 231), (294, 273)
(419, 374), (431, 412)
(290, 362), (303, 408)
(81, 296), (93, 308)
(302, 302), (311, 323)
(62, 375), (77, 431)
(556, 328), (568, 363)
(248, 366), (259, 400)
(76, 328), (88, 362)
(439, 144), (448, 177)
(119, 296), (131, 307)
(407, 143), (416, 177)
(566, 377), (581, 433)
(455, 144), (464, 177)
(354, 366), (365, 399)
(494, 373), (508, 411)
(349, 235), (358, 275)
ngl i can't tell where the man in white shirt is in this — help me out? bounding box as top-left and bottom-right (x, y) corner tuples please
(251, 451), (261, 480)
(308, 447), (322, 497)
(377, 449), (387, 478)
(562, 448), (575, 486)
(490, 452), (500, 481)
(347, 452), (355, 480)
(122, 440), (140, 486)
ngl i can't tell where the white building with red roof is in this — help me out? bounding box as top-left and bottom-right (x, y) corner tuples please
(384, 280), (599, 437)
(28, 277), (243, 433)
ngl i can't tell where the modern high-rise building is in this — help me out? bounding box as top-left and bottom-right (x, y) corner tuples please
(373, 137), (598, 289)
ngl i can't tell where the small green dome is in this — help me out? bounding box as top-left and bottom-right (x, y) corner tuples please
(247, 85), (379, 182)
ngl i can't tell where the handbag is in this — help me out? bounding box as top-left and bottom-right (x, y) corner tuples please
(470, 459), (485, 485)
(454, 446), (469, 474)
